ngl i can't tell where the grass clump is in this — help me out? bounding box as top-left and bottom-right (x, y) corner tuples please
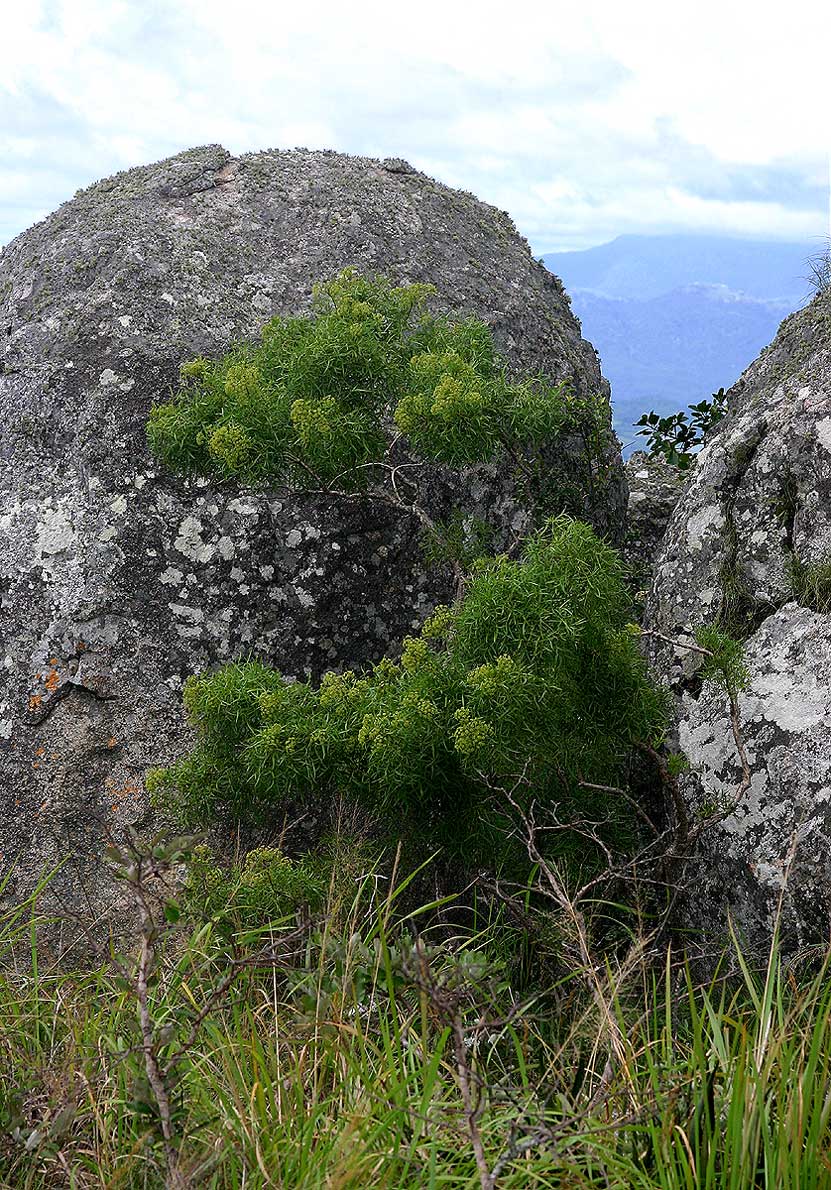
(2, 860), (831, 1188)
(788, 554), (831, 614)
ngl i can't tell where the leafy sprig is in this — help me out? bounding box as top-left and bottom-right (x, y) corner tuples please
(635, 387), (728, 469)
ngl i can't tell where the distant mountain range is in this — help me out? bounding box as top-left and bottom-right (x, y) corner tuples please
(544, 235), (818, 449)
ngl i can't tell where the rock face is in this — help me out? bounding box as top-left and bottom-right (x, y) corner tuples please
(0, 145), (622, 935)
(645, 289), (831, 953)
(622, 450), (684, 597)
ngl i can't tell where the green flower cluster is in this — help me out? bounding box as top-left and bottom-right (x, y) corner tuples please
(400, 636), (432, 674)
(290, 397), (336, 447)
(223, 363), (260, 402)
(183, 844), (326, 936)
(208, 421), (253, 472)
(452, 708), (495, 760)
(420, 604), (455, 642)
(465, 654), (522, 697)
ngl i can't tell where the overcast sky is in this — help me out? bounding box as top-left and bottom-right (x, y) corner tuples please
(2, 0), (829, 253)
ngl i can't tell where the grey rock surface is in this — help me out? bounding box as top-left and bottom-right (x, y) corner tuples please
(622, 450), (684, 597)
(644, 290), (831, 952)
(0, 145), (622, 939)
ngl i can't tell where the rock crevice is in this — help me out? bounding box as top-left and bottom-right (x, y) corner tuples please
(645, 291), (831, 951)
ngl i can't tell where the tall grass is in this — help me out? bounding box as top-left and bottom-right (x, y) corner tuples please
(1, 859), (830, 1188)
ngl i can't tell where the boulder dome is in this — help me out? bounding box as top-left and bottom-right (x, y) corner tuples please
(0, 145), (622, 934)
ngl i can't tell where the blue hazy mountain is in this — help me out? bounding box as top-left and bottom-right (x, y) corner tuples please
(544, 234), (815, 303)
(568, 283), (794, 444)
(544, 234), (815, 448)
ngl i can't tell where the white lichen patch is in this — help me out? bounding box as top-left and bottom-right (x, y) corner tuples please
(816, 417), (831, 453)
(685, 504), (725, 552)
(746, 668), (828, 733)
(752, 859), (788, 890)
(227, 498), (260, 517)
(36, 506), (75, 558)
(173, 516), (215, 563)
(170, 604), (204, 622)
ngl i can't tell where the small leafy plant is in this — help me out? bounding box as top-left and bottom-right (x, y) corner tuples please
(695, 623), (751, 698)
(636, 387), (728, 469)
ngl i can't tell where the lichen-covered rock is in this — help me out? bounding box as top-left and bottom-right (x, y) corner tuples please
(622, 450), (684, 597)
(644, 289), (831, 952)
(0, 145), (622, 935)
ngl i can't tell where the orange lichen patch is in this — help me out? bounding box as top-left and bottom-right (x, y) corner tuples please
(35, 747), (45, 757)
(104, 779), (141, 801)
(107, 737), (118, 749)
(32, 762), (40, 770)
(28, 693), (43, 711)
(48, 657), (58, 667)
(44, 669), (60, 693)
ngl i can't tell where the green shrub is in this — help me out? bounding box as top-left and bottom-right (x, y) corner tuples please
(147, 269), (601, 491)
(149, 516), (667, 866)
(182, 844), (326, 935)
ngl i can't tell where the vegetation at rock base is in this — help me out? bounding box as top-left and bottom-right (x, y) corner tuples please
(3, 855), (831, 1188)
(148, 515), (667, 874)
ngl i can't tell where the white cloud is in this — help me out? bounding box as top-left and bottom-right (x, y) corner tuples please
(0, 0), (828, 250)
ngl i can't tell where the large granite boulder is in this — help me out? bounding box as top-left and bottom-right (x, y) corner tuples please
(644, 288), (831, 953)
(0, 145), (623, 935)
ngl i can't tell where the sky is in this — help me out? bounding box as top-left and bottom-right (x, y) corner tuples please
(2, 0), (829, 254)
